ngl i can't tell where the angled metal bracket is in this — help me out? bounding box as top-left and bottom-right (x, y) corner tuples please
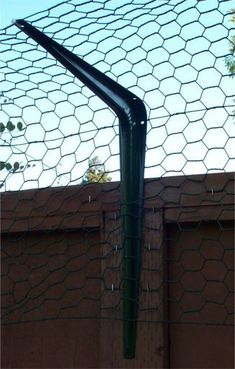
(14, 19), (147, 359)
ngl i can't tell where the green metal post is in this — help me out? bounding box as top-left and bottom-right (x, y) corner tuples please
(120, 106), (146, 359)
(14, 19), (147, 359)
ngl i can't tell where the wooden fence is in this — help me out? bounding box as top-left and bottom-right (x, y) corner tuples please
(1, 172), (234, 368)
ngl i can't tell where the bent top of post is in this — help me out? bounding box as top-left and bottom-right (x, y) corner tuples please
(14, 19), (147, 128)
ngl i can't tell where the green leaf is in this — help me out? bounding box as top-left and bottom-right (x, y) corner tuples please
(13, 162), (20, 171)
(0, 123), (5, 133)
(5, 163), (12, 171)
(6, 121), (15, 132)
(17, 121), (23, 131)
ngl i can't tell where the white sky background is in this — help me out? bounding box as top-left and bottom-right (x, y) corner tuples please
(0, 0), (235, 191)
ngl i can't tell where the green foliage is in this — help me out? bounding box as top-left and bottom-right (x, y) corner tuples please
(225, 9), (235, 120)
(225, 9), (235, 77)
(82, 156), (112, 184)
(0, 122), (5, 132)
(17, 121), (24, 131)
(0, 120), (25, 173)
(6, 121), (15, 131)
(0, 121), (24, 133)
(225, 34), (235, 76)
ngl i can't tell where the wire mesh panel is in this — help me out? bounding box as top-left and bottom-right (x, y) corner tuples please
(0, 0), (234, 190)
(1, 0), (234, 367)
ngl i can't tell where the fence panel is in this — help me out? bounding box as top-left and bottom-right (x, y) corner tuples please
(1, 174), (234, 368)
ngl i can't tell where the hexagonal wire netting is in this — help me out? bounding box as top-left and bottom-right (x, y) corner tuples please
(1, 0), (234, 338)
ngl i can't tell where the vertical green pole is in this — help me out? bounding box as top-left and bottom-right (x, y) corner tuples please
(14, 19), (147, 359)
(120, 113), (147, 359)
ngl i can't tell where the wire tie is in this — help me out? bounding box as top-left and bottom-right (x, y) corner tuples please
(88, 195), (92, 203)
(148, 243), (151, 251)
(111, 283), (115, 292)
(211, 188), (214, 196)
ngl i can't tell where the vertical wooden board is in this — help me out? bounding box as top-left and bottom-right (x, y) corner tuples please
(1, 230), (101, 368)
(100, 209), (168, 368)
(168, 221), (234, 368)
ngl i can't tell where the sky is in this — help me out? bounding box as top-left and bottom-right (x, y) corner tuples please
(0, 0), (60, 29)
(0, 0), (234, 191)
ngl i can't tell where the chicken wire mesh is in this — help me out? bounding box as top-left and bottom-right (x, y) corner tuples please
(1, 0), (234, 340)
